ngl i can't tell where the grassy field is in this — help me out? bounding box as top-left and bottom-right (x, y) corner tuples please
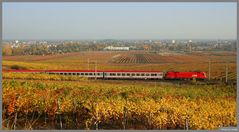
(3, 51), (236, 78)
(2, 51), (237, 130)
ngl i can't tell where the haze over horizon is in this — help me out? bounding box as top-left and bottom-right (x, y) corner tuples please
(3, 2), (237, 40)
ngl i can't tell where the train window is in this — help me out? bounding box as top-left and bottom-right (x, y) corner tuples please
(89, 73), (93, 75)
(112, 73), (116, 76)
(141, 73), (145, 76)
(64, 73), (67, 75)
(122, 73), (125, 76)
(127, 73), (130, 76)
(136, 73), (140, 76)
(85, 73), (88, 75)
(117, 73), (121, 76)
(72, 73), (76, 75)
(151, 74), (155, 76)
(97, 73), (100, 75)
(146, 74), (149, 76)
(132, 73), (135, 76)
(80, 73), (84, 75)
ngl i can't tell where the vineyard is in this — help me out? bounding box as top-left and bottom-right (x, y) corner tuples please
(2, 73), (237, 130)
(110, 53), (157, 64)
(109, 52), (187, 64)
(109, 51), (236, 65)
(2, 51), (237, 130)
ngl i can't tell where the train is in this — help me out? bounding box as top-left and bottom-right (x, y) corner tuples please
(3, 69), (207, 80)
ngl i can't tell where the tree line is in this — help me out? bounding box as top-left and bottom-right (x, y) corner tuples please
(2, 42), (106, 56)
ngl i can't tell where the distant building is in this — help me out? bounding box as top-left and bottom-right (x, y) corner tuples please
(172, 40), (175, 44)
(11, 43), (20, 48)
(104, 46), (129, 51)
(186, 40), (192, 53)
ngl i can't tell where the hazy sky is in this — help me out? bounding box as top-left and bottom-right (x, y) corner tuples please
(3, 2), (237, 40)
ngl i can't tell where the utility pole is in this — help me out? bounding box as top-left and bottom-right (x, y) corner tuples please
(88, 58), (90, 70)
(95, 61), (97, 80)
(225, 61), (228, 83)
(208, 59), (211, 80)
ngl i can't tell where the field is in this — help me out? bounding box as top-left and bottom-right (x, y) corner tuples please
(2, 51), (237, 130)
(3, 51), (236, 79)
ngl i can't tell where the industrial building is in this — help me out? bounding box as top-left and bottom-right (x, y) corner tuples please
(104, 46), (130, 51)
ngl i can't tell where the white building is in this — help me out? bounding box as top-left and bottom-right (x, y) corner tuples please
(172, 40), (175, 44)
(104, 46), (130, 51)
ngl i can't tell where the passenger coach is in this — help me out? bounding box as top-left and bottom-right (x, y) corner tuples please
(103, 70), (164, 79)
(45, 70), (104, 78)
(45, 70), (164, 80)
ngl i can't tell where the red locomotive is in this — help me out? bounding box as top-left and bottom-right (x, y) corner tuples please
(164, 71), (207, 80)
